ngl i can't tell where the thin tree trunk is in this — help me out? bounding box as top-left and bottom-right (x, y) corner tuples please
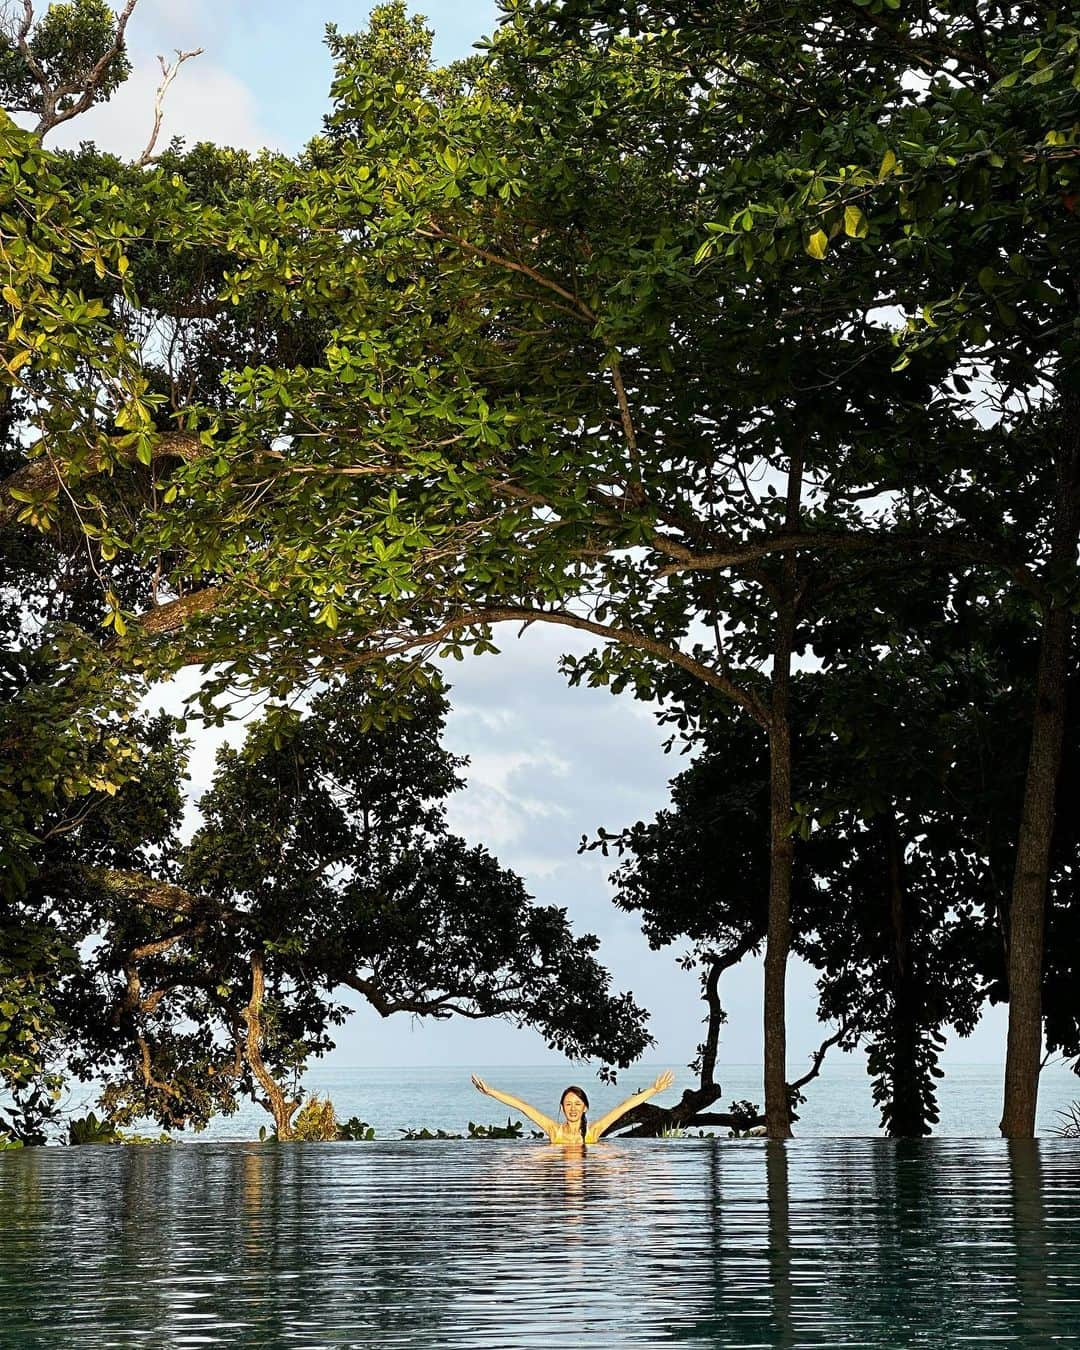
(764, 710), (794, 1138)
(764, 448), (803, 1140)
(1001, 416), (1080, 1139)
(883, 808), (922, 1137)
(1000, 602), (1074, 1135)
(242, 949), (299, 1140)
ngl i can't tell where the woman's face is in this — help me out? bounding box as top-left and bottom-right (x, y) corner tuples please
(561, 1091), (587, 1125)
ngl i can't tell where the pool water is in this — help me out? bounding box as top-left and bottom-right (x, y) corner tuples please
(1, 1138), (1077, 1347)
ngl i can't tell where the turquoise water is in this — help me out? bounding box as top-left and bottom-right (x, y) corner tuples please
(1, 1138), (1078, 1347)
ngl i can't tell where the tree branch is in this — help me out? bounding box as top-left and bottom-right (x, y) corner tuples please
(21, 0), (142, 140)
(241, 948), (299, 1139)
(417, 223), (595, 320)
(788, 1021), (849, 1096)
(138, 48), (203, 167)
(82, 866), (241, 924)
(0, 430), (205, 529)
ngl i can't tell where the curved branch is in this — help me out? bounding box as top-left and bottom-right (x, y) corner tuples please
(17, 0), (142, 140)
(789, 1021), (850, 1096)
(339, 972), (490, 1020)
(657, 528), (1043, 599)
(699, 933), (760, 1089)
(241, 948), (299, 1139)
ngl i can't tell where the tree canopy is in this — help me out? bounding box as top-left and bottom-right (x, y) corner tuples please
(1, 0), (1078, 1138)
(9, 668), (650, 1140)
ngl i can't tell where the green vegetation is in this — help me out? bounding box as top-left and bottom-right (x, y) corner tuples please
(399, 1118), (529, 1140)
(291, 1097), (340, 1142)
(67, 1111), (170, 1144)
(0, 0), (1078, 1142)
(3, 667), (647, 1143)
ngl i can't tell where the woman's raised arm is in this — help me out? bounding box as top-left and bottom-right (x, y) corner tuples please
(588, 1070), (676, 1140)
(471, 1075), (558, 1137)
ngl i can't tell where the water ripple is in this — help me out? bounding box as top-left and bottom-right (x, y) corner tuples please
(1, 1139), (1078, 1348)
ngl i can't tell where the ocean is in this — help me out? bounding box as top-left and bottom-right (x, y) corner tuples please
(112, 1059), (1080, 1142)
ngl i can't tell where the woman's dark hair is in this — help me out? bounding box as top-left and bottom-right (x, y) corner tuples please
(561, 1085), (590, 1141)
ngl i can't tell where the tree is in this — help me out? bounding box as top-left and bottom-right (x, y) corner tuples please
(97, 1), (1008, 1138)
(4, 1), (1078, 1139)
(593, 553), (1059, 1136)
(28, 668), (650, 1138)
(539, 3), (1080, 1139)
(0, 0), (135, 140)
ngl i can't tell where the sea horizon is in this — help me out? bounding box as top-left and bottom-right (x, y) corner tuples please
(45, 1060), (1074, 1144)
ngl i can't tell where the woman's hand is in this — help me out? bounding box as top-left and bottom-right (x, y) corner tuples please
(471, 1074), (490, 1096)
(650, 1070), (675, 1095)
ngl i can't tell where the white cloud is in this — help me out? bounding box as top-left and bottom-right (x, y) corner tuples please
(464, 746), (571, 796)
(47, 51), (278, 157)
(445, 746), (572, 855)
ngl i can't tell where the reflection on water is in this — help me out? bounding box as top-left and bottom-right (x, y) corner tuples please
(1, 1139), (1079, 1348)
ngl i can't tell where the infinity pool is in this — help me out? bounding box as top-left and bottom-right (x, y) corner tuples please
(1, 1139), (1077, 1347)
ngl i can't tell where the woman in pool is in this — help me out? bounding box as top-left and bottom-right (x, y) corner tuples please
(470, 1070), (675, 1144)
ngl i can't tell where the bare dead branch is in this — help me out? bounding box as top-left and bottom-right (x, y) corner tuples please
(138, 47), (203, 167)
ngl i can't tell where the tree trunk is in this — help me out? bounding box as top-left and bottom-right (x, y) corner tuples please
(764, 712), (794, 1138)
(1000, 421), (1080, 1139)
(764, 447), (803, 1140)
(1000, 597), (1073, 1136)
(242, 949), (299, 1140)
(883, 808), (922, 1137)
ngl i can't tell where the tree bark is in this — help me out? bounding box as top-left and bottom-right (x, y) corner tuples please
(764, 448), (803, 1140)
(764, 712), (794, 1138)
(242, 949), (299, 1141)
(1000, 415), (1080, 1139)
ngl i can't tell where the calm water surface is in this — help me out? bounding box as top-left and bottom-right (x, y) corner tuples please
(1, 1139), (1078, 1348)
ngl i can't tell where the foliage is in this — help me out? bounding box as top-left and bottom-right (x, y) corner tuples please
(2, 0), (1079, 1143)
(1051, 1103), (1080, 1139)
(337, 1117), (376, 1141)
(66, 1111), (170, 1144)
(725, 1101), (763, 1139)
(397, 1120), (526, 1139)
(595, 558), (1047, 1135)
(20, 666), (648, 1136)
(0, 0), (132, 123)
(467, 1117), (524, 1138)
(291, 1096), (339, 1142)
(68, 1111), (119, 1145)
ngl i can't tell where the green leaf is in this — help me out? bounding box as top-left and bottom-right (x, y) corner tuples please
(843, 205), (869, 238)
(805, 229), (829, 260)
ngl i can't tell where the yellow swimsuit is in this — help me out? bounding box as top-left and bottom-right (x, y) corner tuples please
(548, 1123), (599, 1145)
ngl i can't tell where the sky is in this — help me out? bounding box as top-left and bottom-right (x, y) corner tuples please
(53, 0), (1008, 1085)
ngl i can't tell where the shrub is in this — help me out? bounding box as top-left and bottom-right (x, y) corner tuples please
(338, 1117), (375, 1141)
(467, 1117), (523, 1139)
(291, 1096), (339, 1141)
(68, 1112), (120, 1145)
(726, 1099), (763, 1138)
